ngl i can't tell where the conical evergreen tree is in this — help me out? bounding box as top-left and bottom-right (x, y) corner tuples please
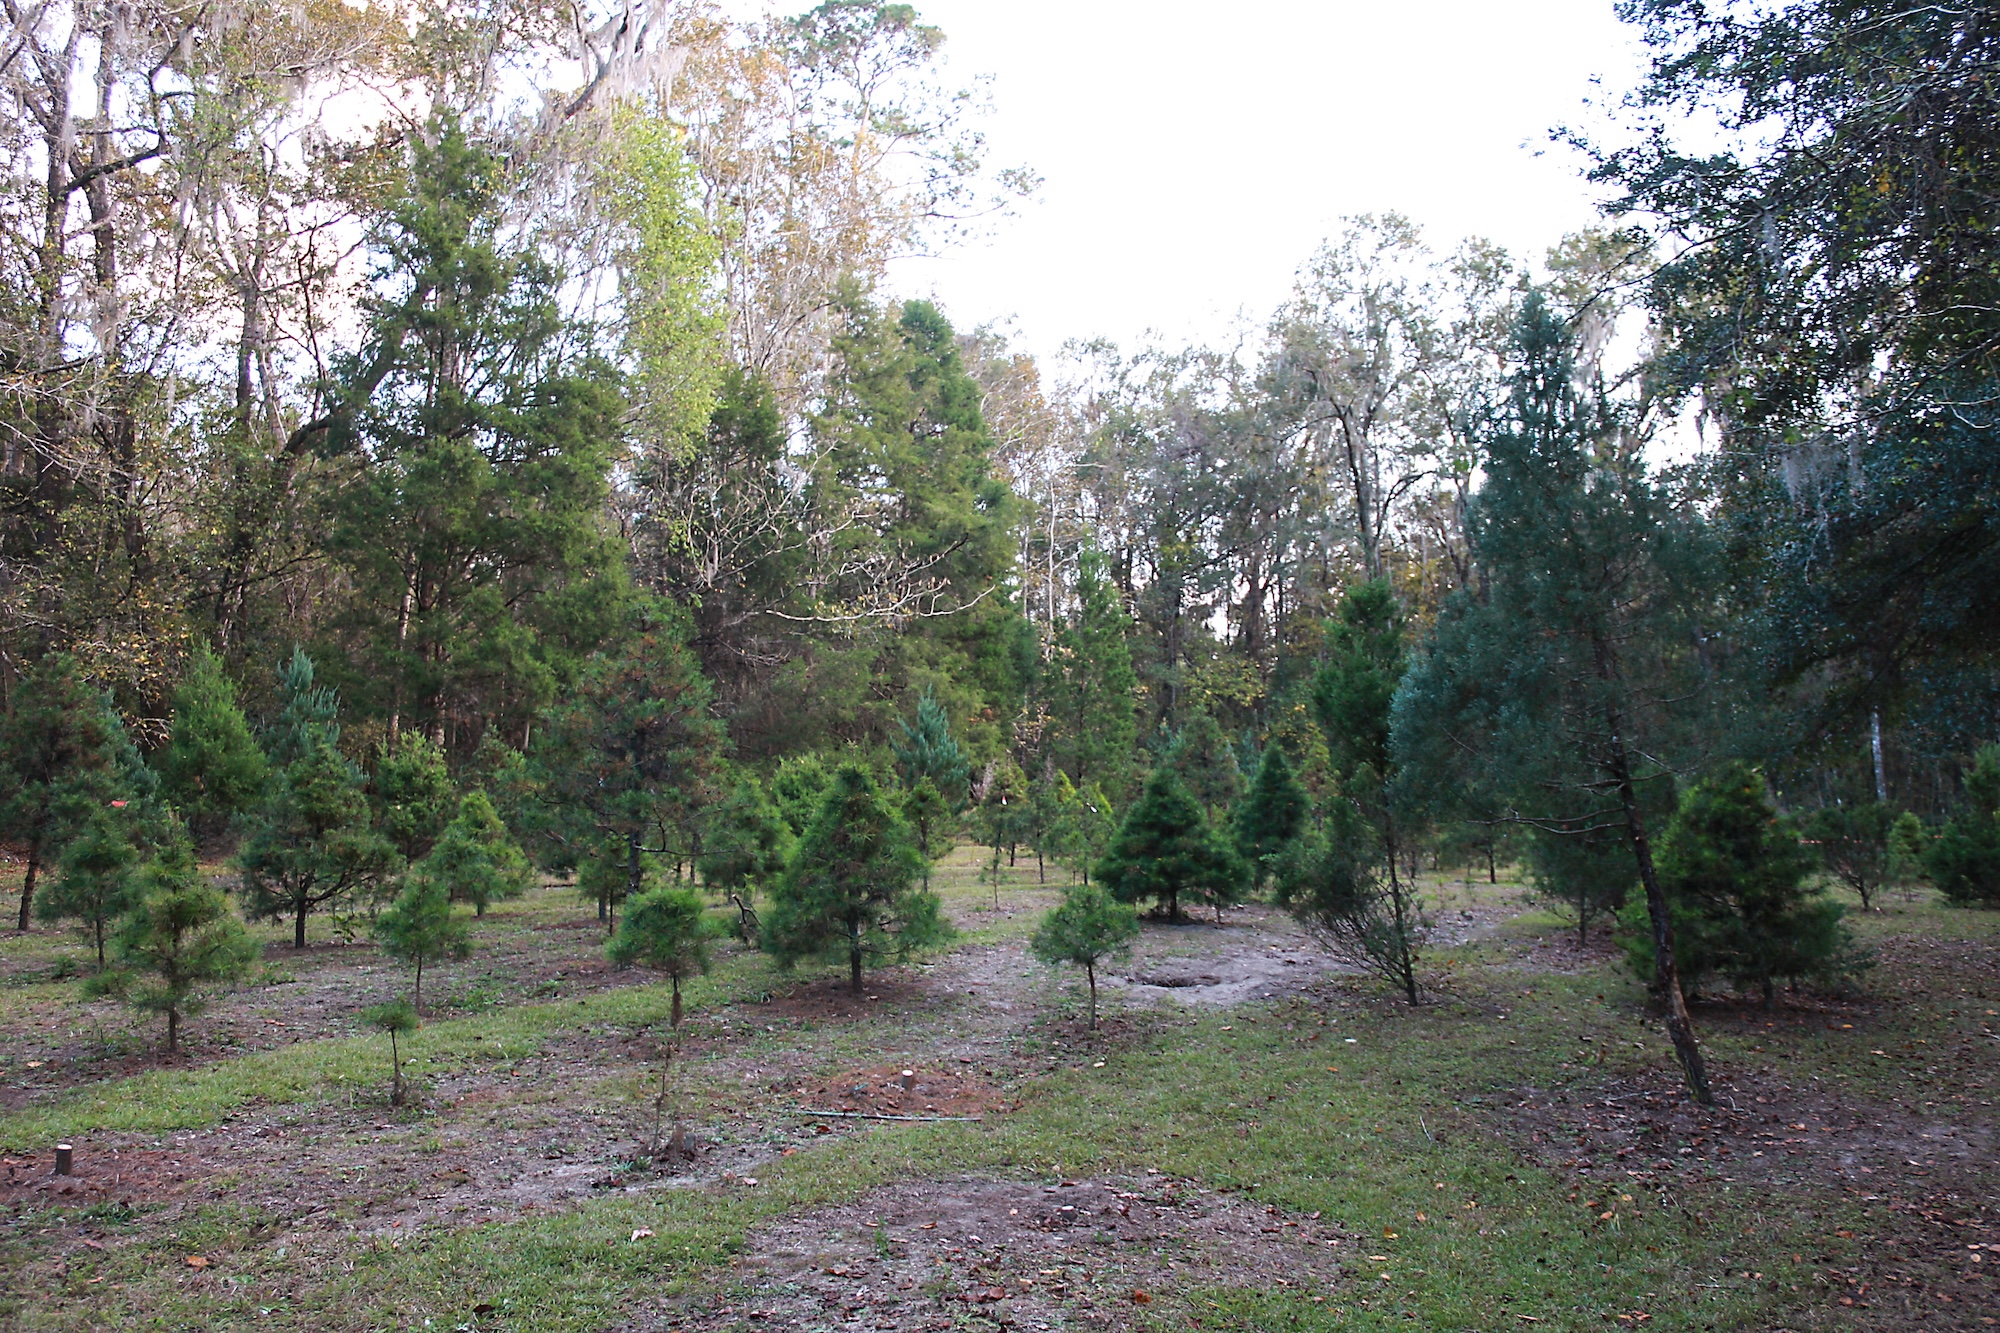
(698, 774), (792, 901)
(0, 654), (120, 930)
(1926, 746), (2000, 906)
(374, 873), (469, 1009)
(1233, 746), (1308, 890)
(892, 688), (971, 809)
(608, 885), (712, 1028)
(412, 790), (534, 916)
(158, 645), (268, 843)
(1167, 712), (1244, 821)
(763, 765), (949, 992)
(372, 734), (455, 864)
(1095, 768), (1244, 920)
(39, 804), (142, 966)
(1056, 548), (1138, 795)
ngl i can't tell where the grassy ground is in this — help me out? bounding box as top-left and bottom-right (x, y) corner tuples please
(0, 847), (1994, 1332)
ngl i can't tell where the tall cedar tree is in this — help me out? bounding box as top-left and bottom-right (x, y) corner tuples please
(1635, 765), (1861, 1006)
(1926, 746), (2000, 906)
(238, 651), (400, 947)
(157, 645), (268, 844)
(322, 117), (629, 753)
(375, 872), (470, 1009)
(892, 688), (971, 810)
(412, 791), (534, 916)
(1393, 294), (1723, 1101)
(1054, 548), (1138, 796)
(1096, 768), (1244, 921)
(1234, 747), (1308, 890)
(608, 885), (712, 1028)
(763, 765), (949, 992)
(527, 610), (723, 925)
(0, 654), (119, 929)
(1030, 882), (1139, 1028)
(90, 833), (257, 1052)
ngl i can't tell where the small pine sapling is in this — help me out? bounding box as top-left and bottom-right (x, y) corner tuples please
(608, 886), (713, 1029)
(1800, 802), (1894, 911)
(901, 777), (952, 891)
(39, 805), (141, 966)
(414, 791), (534, 916)
(88, 833), (257, 1052)
(362, 1000), (420, 1105)
(373, 875), (469, 1010)
(1030, 883), (1138, 1028)
(1926, 746), (2000, 907)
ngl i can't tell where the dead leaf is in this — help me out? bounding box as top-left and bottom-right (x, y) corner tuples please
(184, 1255), (209, 1269)
(1131, 1290), (1152, 1305)
(629, 1228), (654, 1241)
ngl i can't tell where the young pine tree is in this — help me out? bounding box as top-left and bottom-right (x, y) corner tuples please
(89, 833), (257, 1053)
(763, 765), (949, 992)
(373, 874), (469, 1010)
(1095, 769), (1245, 922)
(892, 688), (972, 810)
(0, 654), (120, 931)
(39, 806), (141, 966)
(1524, 821), (1637, 945)
(1800, 802), (1894, 911)
(1926, 746), (2000, 907)
(372, 734), (456, 865)
(239, 731), (401, 948)
(1167, 712), (1244, 822)
(157, 645), (268, 845)
(413, 791), (534, 916)
(361, 1000), (419, 1105)
(1055, 547), (1138, 796)
(1233, 747), (1308, 892)
(1633, 765), (1863, 1006)
(608, 886), (712, 1028)
(1030, 883), (1139, 1028)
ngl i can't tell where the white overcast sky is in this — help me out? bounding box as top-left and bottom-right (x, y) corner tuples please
(871, 0), (1652, 363)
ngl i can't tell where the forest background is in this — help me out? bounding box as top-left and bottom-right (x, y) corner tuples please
(1, 0), (1996, 1054)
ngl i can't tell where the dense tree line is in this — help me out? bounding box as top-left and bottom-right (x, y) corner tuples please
(1, 0), (1993, 1102)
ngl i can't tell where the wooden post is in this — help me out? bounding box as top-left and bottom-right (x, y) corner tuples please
(54, 1144), (72, 1175)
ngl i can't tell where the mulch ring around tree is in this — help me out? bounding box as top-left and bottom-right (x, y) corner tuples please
(0, 1145), (209, 1206)
(791, 1064), (1013, 1120)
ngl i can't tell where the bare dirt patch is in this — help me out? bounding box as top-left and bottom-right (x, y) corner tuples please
(1108, 905), (1345, 1007)
(641, 1174), (1350, 1331)
(792, 1064), (1012, 1120)
(0, 1145), (209, 1206)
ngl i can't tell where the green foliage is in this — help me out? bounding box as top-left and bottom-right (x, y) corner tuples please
(762, 765), (949, 991)
(1030, 771), (1083, 881)
(1799, 801), (1894, 911)
(1627, 765), (1866, 1004)
(323, 117), (632, 749)
(374, 874), (470, 1009)
(372, 734), (455, 863)
(900, 776), (954, 869)
(1313, 580), (1405, 784)
(156, 645), (268, 842)
(264, 646), (340, 768)
(38, 805), (142, 966)
(88, 834), (257, 1052)
(1523, 822), (1635, 944)
(607, 886), (712, 1026)
(1274, 797), (1427, 1004)
(1095, 768), (1244, 921)
(412, 791), (535, 916)
(360, 1000), (420, 1105)
(1029, 882), (1138, 1027)
(891, 688), (971, 809)
(697, 775), (792, 902)
(1233, 746), (1308, 891)
(240, 654), (401, 948)
(1925, 746), (2000, 907)
(977, 758), (1033, 870)
(0, 654), (122, 930)
(1166, 712), (1243, 820)
(770, 754), (833, 840)
(1053, 547), (1138, 795)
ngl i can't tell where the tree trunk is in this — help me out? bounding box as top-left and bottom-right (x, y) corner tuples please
(95, 916), (106, 967)
(390, 1029), (404, 1105)
(17, 848), (39, 931)
(849, 944), (864, 994)
(671, 976), (683, 1029)
(167, 1006), (179, 1054)
(1486, 842), (1496, 884)
(295, 896), (309, 949)
(414, 956), (424, 1011)
(1086, 962), (1098, 1029)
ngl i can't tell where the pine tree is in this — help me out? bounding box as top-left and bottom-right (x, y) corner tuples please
(900, 777), (952, 890)
(1033, 771), (1085, 883)
(374, 874), (469, 1009)
(1030, 882), (1138, 1028)
(412, 791), (534, 916)
(771, 754), (832, 840)
(1525, 820), (1637, 945)
(608, 885), (712, 1028)
(239, 653), (401, 947)
(372, 734), (455, 864)
(0, 654), (120, 930)
(88, 833), (257, 1052)
(361, 1000), (420, 1105)
(39, 805), (141, 966)
(1073, 782), (1120, 886)
(1926, 746), (2000, 907)
(763, 765), (949, 992)
(1168, 712), (1243, 821)
(892, 688), (971, 809)
(1633, 765), (1864, 1006)
(1095, 768), (1244, 921)
(157, 645), (268, 844)
(1056, 548), (1138, 794)
(1800, 802), (1895, 912)
(1391, 294), (1724, 1101)
(527, 610), (724, 928)
(1233, 747), (1308, 890)
(697, 775), (791, 903)
(979, 758), (1032, 874)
